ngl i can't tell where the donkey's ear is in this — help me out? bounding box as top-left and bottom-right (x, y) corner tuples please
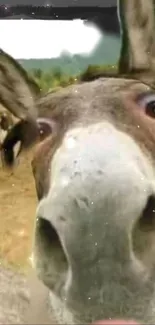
(118, 0), (155, 79)
(0, 117), (57, 168)
(0, 49), (40, 120)
(0, 119), (40, 167)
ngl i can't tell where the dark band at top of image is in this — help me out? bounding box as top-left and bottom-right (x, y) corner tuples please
(0, 0), (116, 7)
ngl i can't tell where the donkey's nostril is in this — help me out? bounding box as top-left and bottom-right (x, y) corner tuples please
(34, 217), (68, 290)
(132, 195), (155, 266)
(36, 217), (67, 263)
(137, 195), (155, 231)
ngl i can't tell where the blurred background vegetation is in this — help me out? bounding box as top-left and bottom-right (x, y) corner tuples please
(28, 63), (117, 92)
(20, 33), (120, 92)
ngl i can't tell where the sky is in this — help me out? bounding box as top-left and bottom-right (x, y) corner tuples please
(0, 19), (102, 59)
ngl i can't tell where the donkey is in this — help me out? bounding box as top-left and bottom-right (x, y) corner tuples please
(1, 0), (155, 323)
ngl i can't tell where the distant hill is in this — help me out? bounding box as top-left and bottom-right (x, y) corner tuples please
(18, 34), (121, 76)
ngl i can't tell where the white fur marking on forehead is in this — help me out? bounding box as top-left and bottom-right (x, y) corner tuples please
(49, 122), (155, 193)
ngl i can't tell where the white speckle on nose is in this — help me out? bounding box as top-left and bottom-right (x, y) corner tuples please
(65, 136), (77, 149)
(61, 177), (70, 188)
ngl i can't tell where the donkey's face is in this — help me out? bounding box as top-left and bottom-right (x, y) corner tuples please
(30, 78), (155, 324)
(1, 0), (155, 324)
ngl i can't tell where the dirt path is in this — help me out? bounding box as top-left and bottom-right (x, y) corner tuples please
(0, 150), (37, 272)
(0, 151), (55, 324)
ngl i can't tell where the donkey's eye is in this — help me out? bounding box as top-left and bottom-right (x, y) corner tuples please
(137, 93), (155, 118)
(146, 101), (155, 117)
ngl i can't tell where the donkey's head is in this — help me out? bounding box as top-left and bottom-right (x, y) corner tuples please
(1, 0), (155, 323)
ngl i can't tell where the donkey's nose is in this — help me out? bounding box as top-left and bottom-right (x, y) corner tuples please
(35, 122), (155, 321)
(36, 122), (155, 251)
(38, 122), (155, 231)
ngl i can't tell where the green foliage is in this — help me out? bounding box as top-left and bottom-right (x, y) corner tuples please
(22, 34), (121, 91)
(80, 64), (118, 81)
(30, 67), (78, 92)
(29, 64), (118, 93)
